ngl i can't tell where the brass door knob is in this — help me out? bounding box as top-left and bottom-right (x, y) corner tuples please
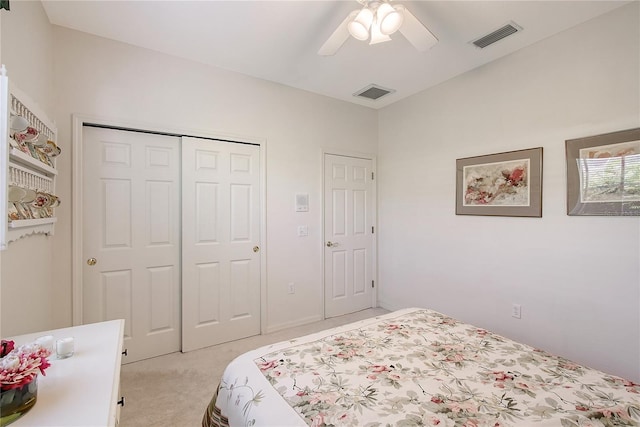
(87, 257), (97, 266)
(326, 241), (340, 247)
(253, 246), (260, 253)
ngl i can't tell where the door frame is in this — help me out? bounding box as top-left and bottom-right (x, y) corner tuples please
(321, 149), (378, 319)
(71, 114), (268, 337)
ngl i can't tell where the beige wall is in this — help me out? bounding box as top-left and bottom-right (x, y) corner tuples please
(1, 0), (56, 336)
(378, 3), (640, 381)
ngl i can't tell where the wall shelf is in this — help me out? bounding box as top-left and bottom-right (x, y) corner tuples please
(9, 146), (58, 176)
(7, 218), (57, 243)
(1, 68), (60, 248)
(9, 217), (57, 228)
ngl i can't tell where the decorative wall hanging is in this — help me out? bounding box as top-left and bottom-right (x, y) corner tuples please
(456, 147), (543, 217)
(566, 128), (640, 216)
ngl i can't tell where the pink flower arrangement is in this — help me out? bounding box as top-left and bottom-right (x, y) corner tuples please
(1, 339), (52, 391)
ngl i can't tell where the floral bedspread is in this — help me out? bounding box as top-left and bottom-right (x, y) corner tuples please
(206, 308), (640, 427)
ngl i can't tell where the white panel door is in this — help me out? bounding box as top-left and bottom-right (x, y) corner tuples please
(324, 154), (375, 318)
(82, 127), (181, 363)
(181, 137), (261, 352)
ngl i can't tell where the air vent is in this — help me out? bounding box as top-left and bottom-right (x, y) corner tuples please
(353, 84), (395, 101)
(472, 22), (522, 49)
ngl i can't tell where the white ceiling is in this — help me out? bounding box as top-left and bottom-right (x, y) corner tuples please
(42, 0), (629, 109)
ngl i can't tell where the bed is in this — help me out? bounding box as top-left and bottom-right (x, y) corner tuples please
(202, 308), (640, 427)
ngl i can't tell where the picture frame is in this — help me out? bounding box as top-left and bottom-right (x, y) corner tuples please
(456, 147), (543, 217)
(566, 128), (640, 216)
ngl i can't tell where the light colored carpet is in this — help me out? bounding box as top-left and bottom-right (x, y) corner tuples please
(119, 307), (389, 426)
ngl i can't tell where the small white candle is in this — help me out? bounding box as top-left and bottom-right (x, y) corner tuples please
(56, 337), (75, 359)
(36, 335), (54, 353)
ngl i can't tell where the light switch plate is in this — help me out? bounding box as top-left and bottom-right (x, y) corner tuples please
(297, 225), (309, 237)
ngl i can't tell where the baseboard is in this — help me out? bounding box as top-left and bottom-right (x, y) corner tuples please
(377, 300), (408, 312)
(265, 313), (324, 334)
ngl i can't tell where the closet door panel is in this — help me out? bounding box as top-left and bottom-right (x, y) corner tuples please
(83, 127), (181, 363)
(182, 136), (261, 352)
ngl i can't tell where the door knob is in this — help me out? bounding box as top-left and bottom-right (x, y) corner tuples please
(87, 257), (97, 266)
(253, 246), (260, 253)
(326, 241), (339, 247)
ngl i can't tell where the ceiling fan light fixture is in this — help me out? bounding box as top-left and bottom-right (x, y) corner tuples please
(369, 18), (392, 45)
(319, 0), (438, 55)
(348, 7), (374, 41)
(377, 3), (404, 35)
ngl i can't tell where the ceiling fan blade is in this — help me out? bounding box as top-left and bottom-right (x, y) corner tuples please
(318, 11), (358, 56)
(398, 7), (438, 52)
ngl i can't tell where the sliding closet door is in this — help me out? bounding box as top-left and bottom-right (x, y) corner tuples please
(82, 127), (181, 363)
(181, 137), (261, 352)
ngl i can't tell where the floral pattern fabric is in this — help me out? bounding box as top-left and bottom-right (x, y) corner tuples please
(208, 309), (640, 427)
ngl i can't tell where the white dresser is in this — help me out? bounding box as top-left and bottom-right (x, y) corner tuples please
(7, 319), (125, 426)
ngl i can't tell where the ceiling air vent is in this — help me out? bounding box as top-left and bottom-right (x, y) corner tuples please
(354, 84), (395, 101)
(472, 22), (522, 49)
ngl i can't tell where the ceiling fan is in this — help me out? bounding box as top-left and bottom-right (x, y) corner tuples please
(318, 0), (438, 56)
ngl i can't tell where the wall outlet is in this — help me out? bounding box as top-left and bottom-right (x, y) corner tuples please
(288, 282), (295, 294)
(512, 303), (522, 319)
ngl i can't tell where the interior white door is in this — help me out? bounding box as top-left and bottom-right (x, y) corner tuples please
(324, 154), (375, 318)
(181, 137), (261, 352)
(82, 127), (181, 363)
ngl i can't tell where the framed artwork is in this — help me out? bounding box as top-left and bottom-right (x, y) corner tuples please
(566, 128), (640, 216)
(456, 147), (543, 217)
